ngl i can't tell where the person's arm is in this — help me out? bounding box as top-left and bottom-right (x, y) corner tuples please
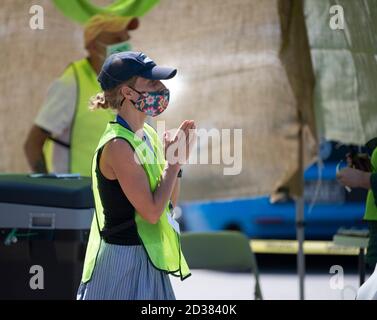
(337, 169), (377, 209)
(337, 167), (371, 189)
(24, 125), (50, 173)
(107, 138), (181, 224)
(108, 120), (195, 224)
(359, 171), (372, 189)
(24, 67), (77, 173)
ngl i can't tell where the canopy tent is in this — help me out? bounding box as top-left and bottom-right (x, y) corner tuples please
(303, 0), (377, 300)
(305, 0), (377, 146)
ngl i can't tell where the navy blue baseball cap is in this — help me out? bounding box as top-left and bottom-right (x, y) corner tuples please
(98, 51), (177, 91)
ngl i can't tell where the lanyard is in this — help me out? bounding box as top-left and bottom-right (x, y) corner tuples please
(116, 114), (156, 157)
(116, 114), (132, 131)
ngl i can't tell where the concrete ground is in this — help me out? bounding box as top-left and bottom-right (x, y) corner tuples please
(170, 254), (368, 300)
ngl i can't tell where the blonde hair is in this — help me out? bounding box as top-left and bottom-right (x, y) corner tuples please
(90, 77), (137, 111)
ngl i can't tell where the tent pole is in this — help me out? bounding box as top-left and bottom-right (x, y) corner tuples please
(296, 115), (305, 300)
(296, 196), (305, 300)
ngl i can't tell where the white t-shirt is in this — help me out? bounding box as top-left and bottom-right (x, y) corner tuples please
(34, 69), (77, 173)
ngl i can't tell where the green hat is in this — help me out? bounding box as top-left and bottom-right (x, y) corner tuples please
(52, 0), (159, 24)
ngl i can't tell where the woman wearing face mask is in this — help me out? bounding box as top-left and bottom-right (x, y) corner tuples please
(77, 51), (196, 300)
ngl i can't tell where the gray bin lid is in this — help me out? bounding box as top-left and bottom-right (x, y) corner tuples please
(0, 174), (94, 209)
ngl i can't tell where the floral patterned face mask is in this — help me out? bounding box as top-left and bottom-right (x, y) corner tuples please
(128, 87), (170, 117)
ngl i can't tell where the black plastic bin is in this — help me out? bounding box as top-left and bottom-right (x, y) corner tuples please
(0, 174), (94, 300)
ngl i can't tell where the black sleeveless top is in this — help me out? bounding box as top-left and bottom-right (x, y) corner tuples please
(95, 144), (141, 245)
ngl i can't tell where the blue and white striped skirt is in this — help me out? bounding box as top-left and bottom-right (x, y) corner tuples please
(76, 241), (176, 300)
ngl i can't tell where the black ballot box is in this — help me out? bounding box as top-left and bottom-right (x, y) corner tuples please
(0, 174), (94, 300)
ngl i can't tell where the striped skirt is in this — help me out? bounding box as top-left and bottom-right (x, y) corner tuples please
(76, 241), (176, 300)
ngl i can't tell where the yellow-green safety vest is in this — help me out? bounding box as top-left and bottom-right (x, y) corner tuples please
(364, 148), (377, 221)
(81, 121), (191, 283)
(43, 58), (114, 176)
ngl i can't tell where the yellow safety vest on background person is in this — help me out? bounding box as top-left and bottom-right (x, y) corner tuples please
(81, 121), (191, 283)
(364, 148), (377, 221)
(43, 58), (114, 176)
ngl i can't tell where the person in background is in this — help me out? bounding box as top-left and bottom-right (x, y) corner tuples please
(24, 14), (139, 176)
(337, 142), (377, 270)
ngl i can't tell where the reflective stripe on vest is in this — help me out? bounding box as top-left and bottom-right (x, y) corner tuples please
(43, 58), (114, 176)
(365, 148), (377, 221)
(81, 121), (191, 283)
